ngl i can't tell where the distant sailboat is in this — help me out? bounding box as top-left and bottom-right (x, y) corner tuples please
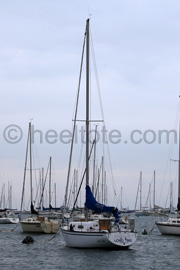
(156, 101), (180, 235)
(61, 19), (137, 248)
(0, 209), (19, 224)
(20, 123), (60, 233)
(20, 123), (44, 233)
(141, 171), (167, 217)
(0, 183), (19, 224)
(135, 172), (148, 216)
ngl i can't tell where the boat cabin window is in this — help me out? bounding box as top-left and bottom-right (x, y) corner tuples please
(78, 225), (84, 229)
(177, 221), (180, 223)
(172, 221), (176, 223)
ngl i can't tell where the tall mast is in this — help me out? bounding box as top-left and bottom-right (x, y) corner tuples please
(104, 171), (107, 205)
(42, 167), (44, 210)
(76, 170), (78, 205)
(3, 184), (5, 208)
(170, 182), (173, 211)
(49, 156), (52, 209)
(153, 170), (155, 209)
(120, 186), (123, 210)
(29, 122), (33, 206)
(54, 183), (56, 208)
(20, 124), (29, 218)
(140, 171), (142, 210)
(92, 125), (98, 194)
(73, 169), (76, 204)
(85, 18), (90, 220)
(178, 113), (180, 213)
(8, 181), (9, 208)
(102, 156), (104, 204)
(149, 183), (151, 209)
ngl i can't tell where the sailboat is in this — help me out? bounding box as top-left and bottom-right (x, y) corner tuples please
(20, 123), (60, 233)
(20, 122), (44, 233)
(0, 183), (19, 224)
(136, 171), (168, 217)
(0, 209), (19, 224)
(156, 105), (180, 235)
(61, 19), (137, 248)
(135, 172), (148, 216)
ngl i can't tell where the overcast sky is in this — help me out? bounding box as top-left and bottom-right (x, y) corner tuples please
(0, 0), (180, 210)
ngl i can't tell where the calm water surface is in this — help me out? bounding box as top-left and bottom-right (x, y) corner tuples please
(0, 216), (179, 269)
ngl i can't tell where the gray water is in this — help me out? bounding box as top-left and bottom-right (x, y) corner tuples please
(0, 216), (179, 270)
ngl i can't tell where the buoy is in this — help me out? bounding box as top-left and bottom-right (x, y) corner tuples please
(142, 229), (148, 235)
(22, 235), (35, 244)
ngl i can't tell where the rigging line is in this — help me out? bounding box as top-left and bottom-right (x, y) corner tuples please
(47, 229), (61, 241)
(0, 221), (20, 232)
(134, 175), (140, 210)
(95, 158), (103, 199)
(33, 139), (41, 174)
(116, 192), (121, 209)
(31, 137), (42, 206)
(101, 148), (118, 205)
(158, 101), (180, 205)
(145, 183), (151, 208)
(144, 174), (154, 208)
(94, 119), (116, 198)
(32, 229), (61, 244)
(74, 127), (86, 207)
(77, 126), (85, 173)
(90, 26), (104, 121)
(96, 137), (117, 205)
(105, 150), (117, 196)
(20, 126), (30, 219)
(64, 31), (86, 209)
(39, 160), (50, 207)
(27, 197), (30, 211)
(67, 171), (76, 208)
(79, 151), (86, 187)
(91, 42), (116, 196)
(147, 223), (157, 234)
(34, 169), (41, 207)
(32, 149), (36, 204)
(92, 125), (98, 194)
(164, 185), (170, 208)
(38, 170), (42, 206)
(71, 139), (95, 215)
(90, 26), (117, 199)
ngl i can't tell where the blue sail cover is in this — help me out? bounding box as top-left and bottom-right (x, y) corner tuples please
(85, 185), (119, 223)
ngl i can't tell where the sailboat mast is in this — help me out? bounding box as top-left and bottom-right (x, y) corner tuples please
(29, 122), (33, 206)
(42, 167), (44, 210)
(54, 183), (56, 209)
(104, 171), (107, 205)
(149, 183), (151, 209)
(49, 156), (52, 208)
(102, 156), (104, 204)
(120, 186), (123, 210)
(20, 125), (29, 218)
(178, 116), (180, 213)
(85, 18), (90, 221)
(92, 125), (98, 194)
(140, 171), (142, 210)
(153, 170), (155, 209)
(170, 182), (173, 211)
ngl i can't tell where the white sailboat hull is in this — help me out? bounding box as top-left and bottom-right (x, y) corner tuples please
(0, 217), (19, 224)
(61, 227), (137, 249)
(20, 216), (44, 233)
(156, 222), (180, 235)
(21, 221), (44, 233)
